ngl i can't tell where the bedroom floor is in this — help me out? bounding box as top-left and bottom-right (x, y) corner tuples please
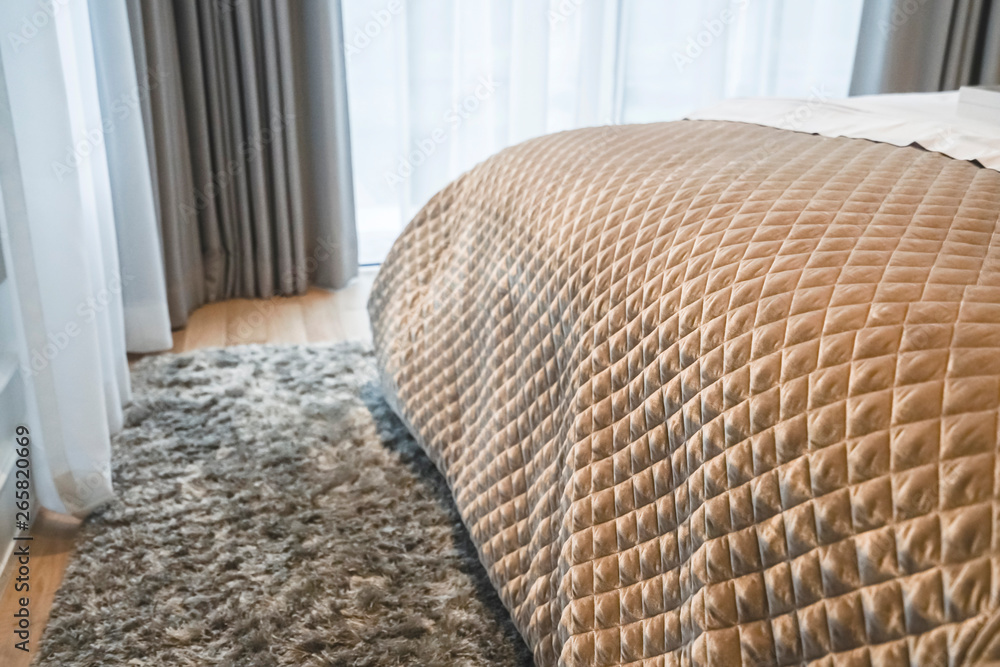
(0, 268), (377, 667)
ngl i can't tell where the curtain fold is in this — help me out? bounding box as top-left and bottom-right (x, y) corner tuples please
(343, 0), (866, 264)
(130, 0), (357, 328)
(0, 0), (354, 515)
(0, 0), (137, 515)
(0, 0), (174, 513)
(89, 0), (174, 354)
(290, 0), (358, 289)
(850, 0), (1000, 94)
(128, 0), (205, 327)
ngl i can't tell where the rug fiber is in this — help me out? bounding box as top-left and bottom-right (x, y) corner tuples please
(37, 343), (531, 666)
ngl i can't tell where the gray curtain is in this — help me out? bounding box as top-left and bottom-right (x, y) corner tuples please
(851, 0), (1000, 94)
(127, 0), (357, 328)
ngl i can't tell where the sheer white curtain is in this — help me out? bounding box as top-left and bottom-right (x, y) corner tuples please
(343, 0), (865, 263)
(0, 0), (172, 515)
(88, 0), (173, 353)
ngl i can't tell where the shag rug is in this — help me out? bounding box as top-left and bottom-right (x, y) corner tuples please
(37, 343), (532, 666)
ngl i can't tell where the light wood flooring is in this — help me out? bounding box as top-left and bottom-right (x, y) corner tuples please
(0, 270), (376, 666)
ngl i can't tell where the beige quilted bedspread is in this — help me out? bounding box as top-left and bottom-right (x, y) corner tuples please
(367, 120), (1000, 666)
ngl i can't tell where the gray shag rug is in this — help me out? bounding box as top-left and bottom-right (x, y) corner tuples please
(37, 343), (532, 667)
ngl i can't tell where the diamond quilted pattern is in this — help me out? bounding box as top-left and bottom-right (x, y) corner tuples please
(368, 121), (1000, 666)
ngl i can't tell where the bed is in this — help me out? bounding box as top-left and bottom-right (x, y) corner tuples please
(368, 92), (1000, 666)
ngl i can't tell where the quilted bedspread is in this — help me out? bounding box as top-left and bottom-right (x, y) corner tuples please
(367, 120), (1000, 666)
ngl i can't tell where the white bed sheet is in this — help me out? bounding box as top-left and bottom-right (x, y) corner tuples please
(687, 92), (1000, 172)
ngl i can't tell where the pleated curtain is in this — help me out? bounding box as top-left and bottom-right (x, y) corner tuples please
(0, 0), (357, 516)
(128, 0), (358, 328)
(851, 0), (1000, 94)
(0, 0), (154, 514)
(342, 0), (867, 263)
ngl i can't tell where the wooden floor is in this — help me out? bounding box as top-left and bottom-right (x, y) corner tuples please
(0, 511), (80, 664)
(0, 271), (376, 666)
(167, 274), (375, 353)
